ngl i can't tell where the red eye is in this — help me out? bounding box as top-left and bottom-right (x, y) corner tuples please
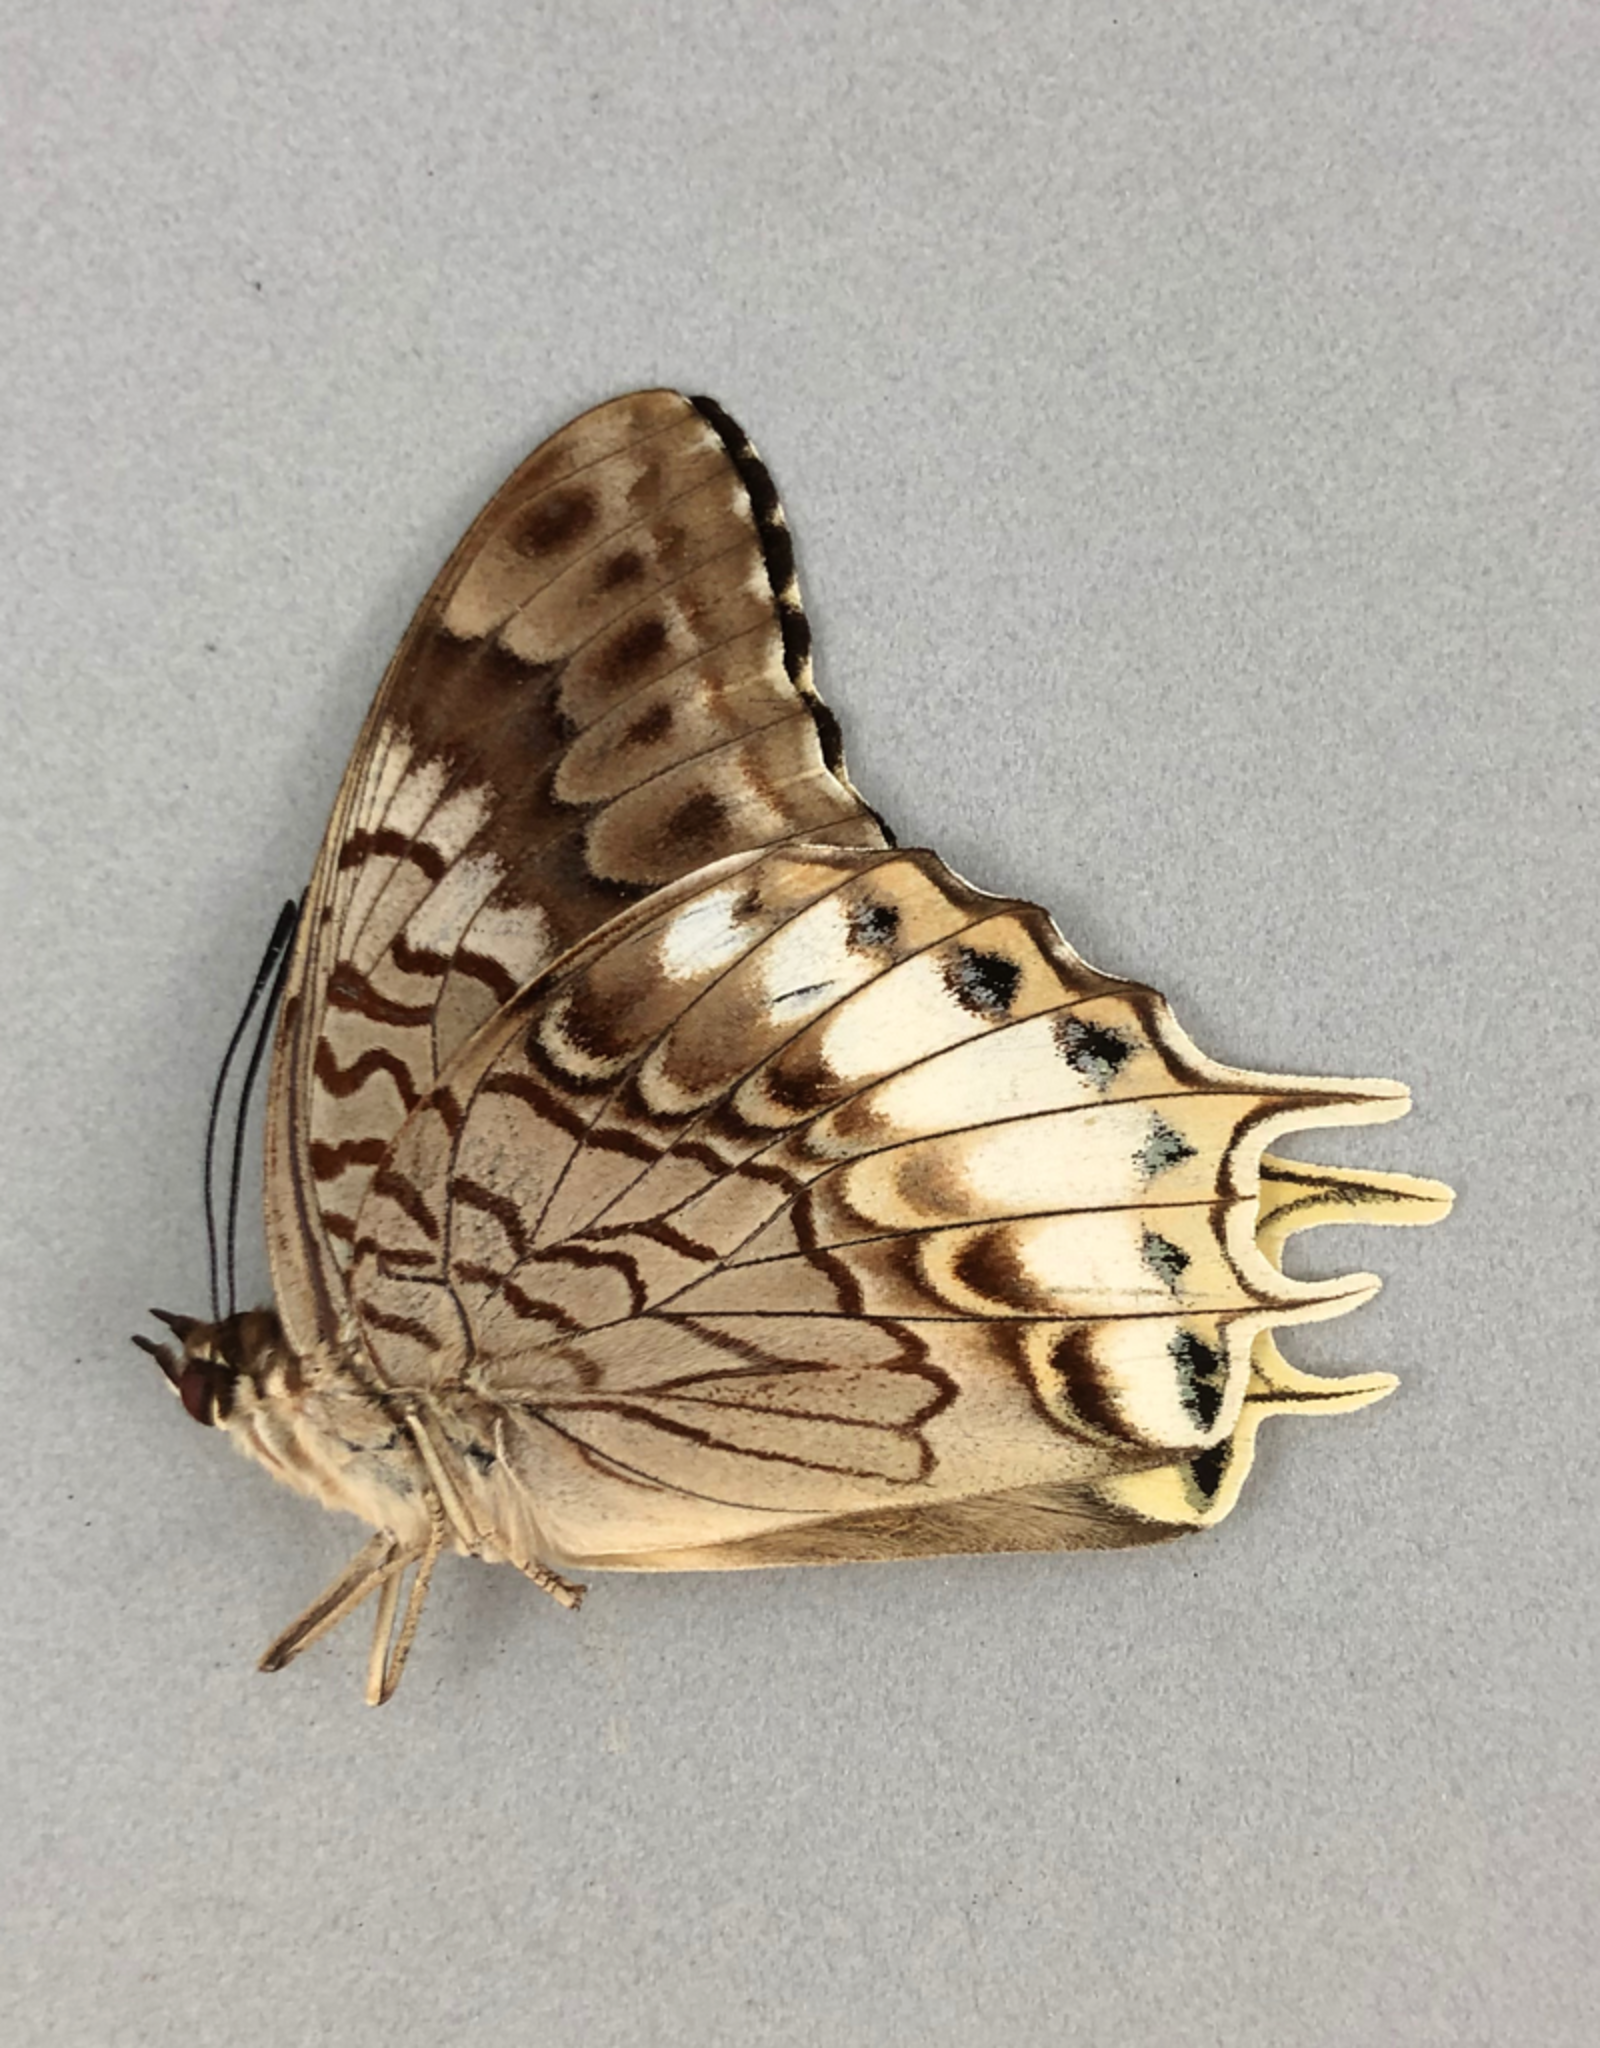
(177, 1364), (215, 1425)
(177, 1361), (234, 1426)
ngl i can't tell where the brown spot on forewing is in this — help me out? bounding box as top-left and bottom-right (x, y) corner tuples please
(581, 717), (855, 888)
(493, 466), (758, 695)
(438, 396), (709, 642)
(553, 623), (793, 806)
(512, 486), (600, 559)
(550, 546), (773, 732)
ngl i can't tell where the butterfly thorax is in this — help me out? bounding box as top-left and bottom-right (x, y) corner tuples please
(144, 1307), (437, 1549)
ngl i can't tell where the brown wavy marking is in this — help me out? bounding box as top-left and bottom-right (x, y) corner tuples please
(309, 1135), (389, 1182)
(478, 1068), (588, 1142)
(450, 944), (520, 1006)
(370, 1165), (441, 1242)
(313, 1038), (421, 1112)
(334, 828), (447, 881)
(493, 1274), (585, 1336)
(325, 963), (434, 1027)
(448, 1175), (531, 1265)
(353, 1240), (438, 1272)
(519, 1241), (649, 1318)
(577, 1123), (660, 1166)
(358, 1302), (444, 1349)
(601, 1215), (718, 1262)
(389, 931), (453, 980)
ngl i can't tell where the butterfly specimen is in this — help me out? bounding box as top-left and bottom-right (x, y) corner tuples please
(137, 391), (1452, 1703)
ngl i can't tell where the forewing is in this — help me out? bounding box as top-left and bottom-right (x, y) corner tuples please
(265, 392), (887, 1351)
(346, 844), (1418, 1565)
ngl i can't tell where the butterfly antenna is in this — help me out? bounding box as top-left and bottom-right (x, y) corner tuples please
(202, 898), (300, 1322)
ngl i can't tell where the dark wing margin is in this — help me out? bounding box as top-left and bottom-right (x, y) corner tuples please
(686, 395), (864, 801)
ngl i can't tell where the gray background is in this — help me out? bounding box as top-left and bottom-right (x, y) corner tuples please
(3, 4), (1595, 2044)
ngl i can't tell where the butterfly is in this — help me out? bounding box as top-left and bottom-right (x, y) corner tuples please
(137, 390), (1452, 1703)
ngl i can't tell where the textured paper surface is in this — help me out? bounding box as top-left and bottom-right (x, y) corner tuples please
(3, 5), (1596, 2043)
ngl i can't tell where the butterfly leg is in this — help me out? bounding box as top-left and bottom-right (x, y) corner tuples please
(522, 1560), (586, 1611)
(366, 1500), (445, 1707)
(257, 1531), (412, 1675)
(401, 1403), (484, 1550)
(488, 1419), (586, 1609)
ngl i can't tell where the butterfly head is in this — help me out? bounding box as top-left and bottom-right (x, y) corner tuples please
(132, 1307), (284, 1428)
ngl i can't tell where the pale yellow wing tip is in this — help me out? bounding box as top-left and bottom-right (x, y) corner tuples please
(1257, 1153), (1455, 1264)
(1247, 1331), (1397, 1408)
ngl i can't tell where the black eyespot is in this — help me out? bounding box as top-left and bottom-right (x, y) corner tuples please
(1170, 1329), (1226, 1429)
(943, 946), (1020, 1018)
(1054, 1016), (1132, 1083)
(847, 898), (900, 951)
(1188, 1438), (1231, 1501)
(1136, 1116), (1197, 1179)
(1142, 1230), (1191, 1290)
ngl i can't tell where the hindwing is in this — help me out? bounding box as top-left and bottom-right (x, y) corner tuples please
(340, 843), (1443, 1567)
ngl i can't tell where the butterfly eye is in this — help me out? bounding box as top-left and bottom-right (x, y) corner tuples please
(176, 1356), (236, 1427)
